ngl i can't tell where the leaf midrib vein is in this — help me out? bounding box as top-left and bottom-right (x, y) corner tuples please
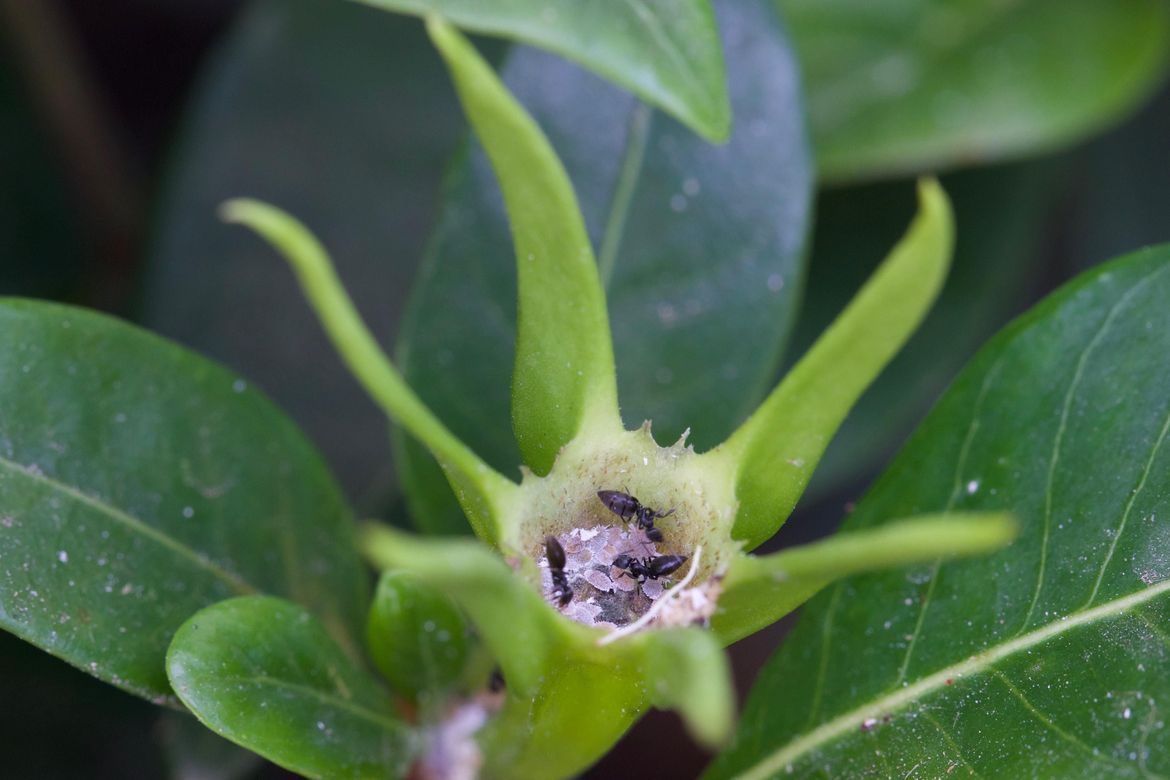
(0, 455), (256, 595)
(735, 576), (1170, 780)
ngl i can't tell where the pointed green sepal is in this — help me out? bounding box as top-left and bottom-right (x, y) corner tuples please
(222, 198), (517, 545)
(167, 596), (417, 779)
(712, 512), (1016, 644)
(707, 178), (955, 550)
(427, 17), (623, 475)
(367, 571), (473, 709)
(639, 627), (734, 748)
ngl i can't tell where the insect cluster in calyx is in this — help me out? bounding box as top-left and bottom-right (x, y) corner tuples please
(514, 422), (740, 634)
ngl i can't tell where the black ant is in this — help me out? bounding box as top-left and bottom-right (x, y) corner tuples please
(611, 553), (688, 583)
(597, 489), (674, 542)
(545, 536), (572, 607)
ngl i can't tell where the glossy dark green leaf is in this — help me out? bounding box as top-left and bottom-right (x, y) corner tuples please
(367, 571), (471, 705)
(708, 246), (1170, 777)
(398, 0), (812, 533)
(0, 300), (367, 702)
(427, 18), (622, 474)
(798, 160), (1063, 498)
(141, 0), (468, 504)
(168, 596), (415, 779)
(780, 0), (1170, 182)
(351, 0), (730, 141)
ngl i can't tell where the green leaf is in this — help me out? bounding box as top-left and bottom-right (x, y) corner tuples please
(708, 246), (1170, 777)
(168, 596), (415, 779)
(398, 0), (813, 533)
(0, 300), (368, 701)
(222, 199), (518, 547)
(710, 178), (953, 550)
(351, 0), (729, 141)
(713, 513), (1016, 645)
(140, 0), (470, 504)
(427, 18), (622, 474)
(781, 0), (1170, 182)
(367, 571), (471, 706)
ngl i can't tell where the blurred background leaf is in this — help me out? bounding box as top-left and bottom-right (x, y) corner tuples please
(780, 85), (1170, 514)
(351, 0), (731, 141)
(140, 0), (471, 511)
(778, 0), (1170, 182)
(396, 0), (814, 534)
(1063, 84), (1170, 272)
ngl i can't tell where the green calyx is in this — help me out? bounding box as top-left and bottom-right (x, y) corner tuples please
(507, 423), (740, 580)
